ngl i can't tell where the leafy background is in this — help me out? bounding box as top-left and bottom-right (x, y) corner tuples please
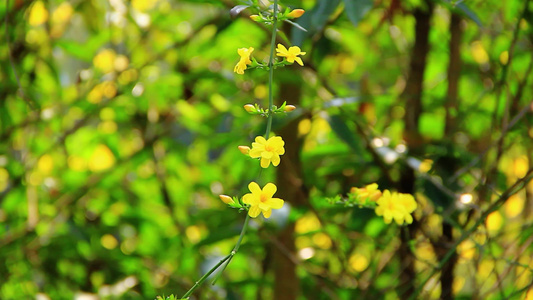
(1, 0), (532, 299)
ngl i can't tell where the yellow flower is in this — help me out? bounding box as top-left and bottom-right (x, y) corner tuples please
(350, 183), (382, 202)
(284, 105), (296, 112)
(234, 47), (254, 74)
(249, 15), (261, 22)
(375, 190), (417, 225)
(238, 146), (250, 155)
(276, 44), (306, 66)
(243, 104), (255, 112)
(287, 9), (305, 19)
(242, 182), (284, 218)
(219, 195), (234, 205)
(249, 136), (285, 168)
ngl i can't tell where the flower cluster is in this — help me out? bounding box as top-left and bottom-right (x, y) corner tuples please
(348, 184), (418, 225)
(375, 190), (417, 225)
(221, 7), (306, 218)
(225, 134), (286, 218)
(350, 183), (382, 203)
(233, 43), (306, 75)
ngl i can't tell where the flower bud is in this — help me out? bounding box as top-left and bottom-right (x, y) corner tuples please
(284, 105), (296, 112)
(238, 146), (250, 155)
(219, 195), (235, 204)
(287, 9), (305, 19)
(244, 104), (255, 112)
(250, 14), (261, 22)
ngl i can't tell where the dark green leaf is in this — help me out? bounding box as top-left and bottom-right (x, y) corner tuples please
(455, 3), (482, 27)
(327, 114), (364, 153)
(343, 0), (373, 27)
(291, 0), (341, 46)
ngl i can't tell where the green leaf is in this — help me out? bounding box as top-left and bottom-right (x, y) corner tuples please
(327, 114), (364, 153)
(455, 3), (482, 27)
(284, 19), (308, 32)
(343, 0), (373, 27)
(291, 0), (341, 46)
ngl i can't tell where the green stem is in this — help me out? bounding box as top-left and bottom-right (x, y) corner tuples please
(181, 214), (251, 298)
(233, 213), (251, 252)
(181, 254), (232, 299)
(265, 0), (279, 138)
(181, 2), (278, 299)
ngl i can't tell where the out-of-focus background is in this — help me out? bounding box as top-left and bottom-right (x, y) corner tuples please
(1, 0), (532, 299)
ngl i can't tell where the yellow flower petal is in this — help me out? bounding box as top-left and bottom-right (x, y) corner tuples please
(248, 182), (261, 195)
(276, 44), (288, 56)
(262, 209), (272, 218)
(271, 154), (280, 166)
(267, 197), (284, 209)
(249, 206), (261, 218)
(249, 148), (262, 158)
(242, 194), (254, 205)
(260, 157), (270, 168)
(262, 151), (273, 159)
(255, 136), (267, 144)
(263, 183), (277, 198)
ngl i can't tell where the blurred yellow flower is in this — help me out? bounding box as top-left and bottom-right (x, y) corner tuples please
(249, 136), (285, 168)
(88, 144), (116, 172)
(350, 183), (382, 202)
(276, 44), (306, 66)
(287, 9), (305, 19)
(93, 49), (117, 74)
(238, 146), (250, 155)
(242, 182), (284, 218)
(234, 47), (254, 75)
(28, 1), (48, 26)
(375, 190), (417, 225)
(132, 0), (158, 12)
(243, 104), (255, 112)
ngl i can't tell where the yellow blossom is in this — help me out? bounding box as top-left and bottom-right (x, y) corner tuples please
(284, 105), (296, 112)
(249, 136), (285, 168)
(375, 190), (417, 225)
(250, 15), (261, 22)
(238, 146), (250, 155)
(242, 182), (284, 218)
(287, 9), (305, 19)
(350, 183), (382, 202)
(29, 1), (49, 26)
(244, 104), (255, 112)
(276, 44), (306, 66)
(234, 47), (254, 75)
(219, 195), (234, 205)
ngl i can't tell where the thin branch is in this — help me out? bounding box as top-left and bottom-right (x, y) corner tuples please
(410, 167), (533, 300)
(4, 0), (37, 110)
(448, 100), (533, 184)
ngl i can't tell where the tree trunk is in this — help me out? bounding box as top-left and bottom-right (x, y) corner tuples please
(272, 68), (308, 300)
(398, 0), (433, 297)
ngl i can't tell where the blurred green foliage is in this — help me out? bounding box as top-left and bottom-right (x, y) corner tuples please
(1, 0), (532, 299)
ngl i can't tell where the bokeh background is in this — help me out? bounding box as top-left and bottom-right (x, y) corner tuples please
(1, 0), (533, 299)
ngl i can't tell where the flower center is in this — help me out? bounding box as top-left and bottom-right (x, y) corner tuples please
(260, 194), (268, 203)
(265, 145), (274, 152)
